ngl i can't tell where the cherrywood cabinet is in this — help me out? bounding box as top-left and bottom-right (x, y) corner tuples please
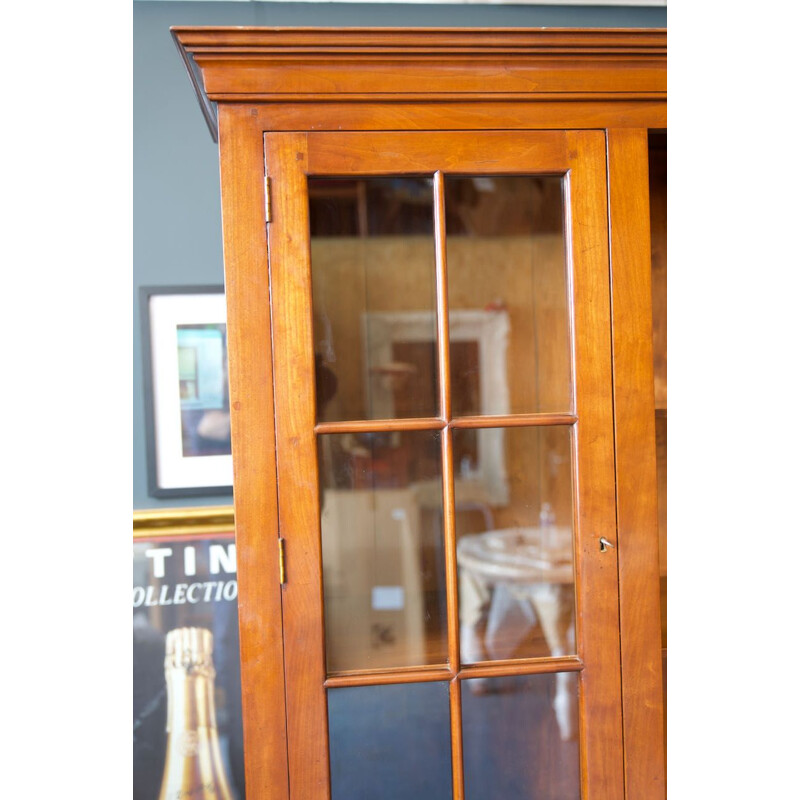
(173, 27), (666, 800)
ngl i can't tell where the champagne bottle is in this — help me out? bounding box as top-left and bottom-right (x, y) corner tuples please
(158, 627), (236, 800)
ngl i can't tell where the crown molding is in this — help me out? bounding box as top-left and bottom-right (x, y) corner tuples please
(172, 27), (666, 140)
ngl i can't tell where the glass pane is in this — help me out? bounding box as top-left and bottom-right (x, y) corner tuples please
(649, 133), (667, 648)
(309, 177), (438, 422)
(454, 426), (575, 664)
(462, 674), (580, 800)
(328, 682), (452, 800)
(319, 430), (448, 673)
(445, 175), (571, 416)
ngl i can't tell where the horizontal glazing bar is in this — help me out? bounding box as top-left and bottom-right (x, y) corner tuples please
(459, 656), (583, 680)
(325, 666), (453, 689)
(315, 417), (446, 435)
(316, 414), (578, 435)
(450, 413), (577, 429)
(323, 656), (583, 689)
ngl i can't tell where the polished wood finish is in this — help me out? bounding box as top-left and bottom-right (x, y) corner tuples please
(313, 412), (579, 433)
(172, 28), (666, 137)
(451, 413), (578, 429)
(434, 166), (461, 679)
(265, 131), (331, 800)
(172, 27), (667, 800)
(266, 127), (626, 798)
(607, 128), (666, 800)
(433, 168), (461, 681)
(235, 100), (665, 133)
(314, 416), (444, 434)
(217, 104), (290, 800)
(433, 172), (450, 422)
(307, 130), (567, 174)
(436, 164), (465, 800)
(323, 655), (585, 689)
(325, 667), (452, 689)
(173, 27), (665, 109)
(459, 656), (583, 679)
(566, 131), (624, 800)
(449, 678), (465, 800)
(174, 26), (665, 50)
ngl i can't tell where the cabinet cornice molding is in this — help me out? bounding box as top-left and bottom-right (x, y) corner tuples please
(172, 27), (666, 142)
(172, 26), (666, 53)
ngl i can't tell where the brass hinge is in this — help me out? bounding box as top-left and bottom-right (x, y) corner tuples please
(278, 537), (287, 585)
(264, 175), (272, 223)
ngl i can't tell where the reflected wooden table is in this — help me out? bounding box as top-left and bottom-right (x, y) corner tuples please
(457, 527), (577, 741)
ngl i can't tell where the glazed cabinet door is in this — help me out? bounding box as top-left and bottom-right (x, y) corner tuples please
(265, 129), (622, 800)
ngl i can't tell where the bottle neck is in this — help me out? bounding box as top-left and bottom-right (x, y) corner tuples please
(164, 663), (218, 734)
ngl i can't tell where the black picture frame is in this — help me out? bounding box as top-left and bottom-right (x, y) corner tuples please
(140, 285), (233, 498)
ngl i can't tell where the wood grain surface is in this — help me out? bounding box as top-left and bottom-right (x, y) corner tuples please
(565, 130), (625, 800)
(217, 105), (290, 800)
(177, 27), (667, 800)
(607, 127), (666, 800)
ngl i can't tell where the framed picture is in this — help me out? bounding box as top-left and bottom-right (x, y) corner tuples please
(140, 286), (233, 497)
(133, 507), (244, 800)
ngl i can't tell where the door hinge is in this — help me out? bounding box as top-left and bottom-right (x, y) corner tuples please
(278, 537), (287, 585)
(264, 175), (272, 223)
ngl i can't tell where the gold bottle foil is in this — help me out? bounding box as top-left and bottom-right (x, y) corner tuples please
(158, 627), (236, 800)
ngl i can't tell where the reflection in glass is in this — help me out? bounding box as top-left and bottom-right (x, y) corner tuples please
(649, 133), (667, 649)
(462, 674), (580, 799)
(445, 175), (571, 415)
(454, 426), (575, 665)
(319, 431), (447, 673)
(328, 682), (452, 800)
(309, 177), (438, 422)
(655, 411), (667, 648)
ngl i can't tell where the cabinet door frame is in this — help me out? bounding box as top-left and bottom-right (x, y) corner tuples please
(265, 128), (623, 800)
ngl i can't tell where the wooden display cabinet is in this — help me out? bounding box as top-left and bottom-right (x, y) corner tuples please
(172, 27), (667, 800)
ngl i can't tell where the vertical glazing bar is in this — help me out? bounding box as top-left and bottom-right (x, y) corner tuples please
(433, 172), (458, 662)
(449, 679), (465, 800)
(434, 170), (464, 800)
(433, 170), (451, 423)
(434, 171), (459, 668)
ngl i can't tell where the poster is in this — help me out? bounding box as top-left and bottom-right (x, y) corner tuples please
(133, 531), (245, 800)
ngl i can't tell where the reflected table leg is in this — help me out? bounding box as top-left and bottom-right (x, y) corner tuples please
(459, 568), (490, 687)
(527, 582), (577, 741)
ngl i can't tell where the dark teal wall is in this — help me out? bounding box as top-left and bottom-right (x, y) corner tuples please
(133, 1), (667, 509)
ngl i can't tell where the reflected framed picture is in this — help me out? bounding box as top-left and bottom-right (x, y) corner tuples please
(140, 286), (233, 497)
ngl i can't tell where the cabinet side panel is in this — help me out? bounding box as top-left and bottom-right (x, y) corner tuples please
(218, 105), (290, 800)
(607, 127), (666, 800)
